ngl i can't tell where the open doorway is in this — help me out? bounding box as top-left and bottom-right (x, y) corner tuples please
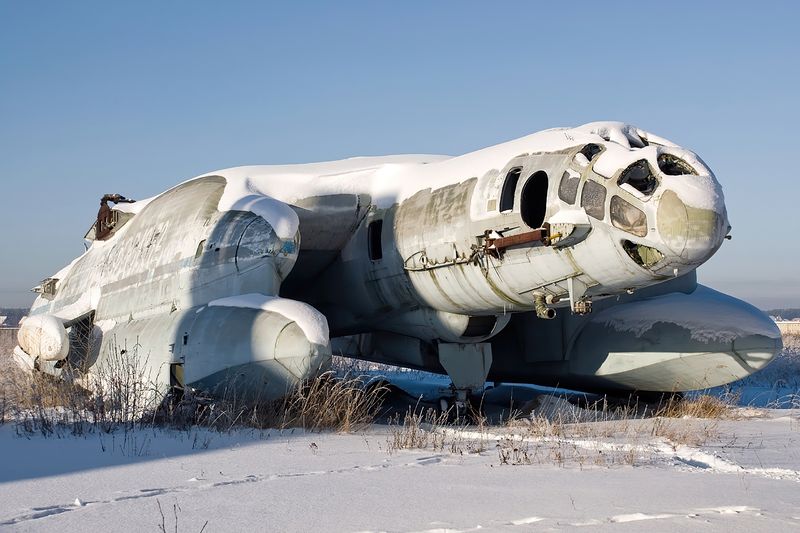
(520, 171), (548, 228)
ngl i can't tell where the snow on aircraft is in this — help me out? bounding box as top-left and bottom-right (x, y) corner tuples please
(14, 122), (782, 404)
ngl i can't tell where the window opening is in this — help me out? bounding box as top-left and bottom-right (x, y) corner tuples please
(622, 240), (663, 268)
(581, 180), (607, 220)
(657, 153), (697, 176)
(558, 171), (580, 205)
(367, 220), (383, 261)
(610, 196), (648, 237)
(499, 168), (522, 212)
(580, 143), (603, 161)
(618, 160), (657, 195)
(520, 171), (549, 228)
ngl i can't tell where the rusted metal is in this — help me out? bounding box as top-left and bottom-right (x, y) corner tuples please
(484, 223), (550, 257)
(572, 299), (592, 315)
(95, 194), (135, 241)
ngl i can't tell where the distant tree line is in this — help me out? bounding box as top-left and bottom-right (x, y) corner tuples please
(767, 308), (800, 321)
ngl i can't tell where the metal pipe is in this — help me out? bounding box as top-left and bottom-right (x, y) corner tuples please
(534, 293), (556, 320)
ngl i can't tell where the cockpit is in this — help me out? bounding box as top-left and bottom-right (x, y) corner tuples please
(556, 136), (727, 275)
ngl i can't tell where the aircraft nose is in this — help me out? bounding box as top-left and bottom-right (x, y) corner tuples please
(656, 188), (728, 265)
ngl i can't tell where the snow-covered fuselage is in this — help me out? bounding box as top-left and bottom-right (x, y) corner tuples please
(16, 122), (782, 399)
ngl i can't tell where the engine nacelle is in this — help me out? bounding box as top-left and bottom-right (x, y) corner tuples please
(17, 314), (69, 361)
(78, 298), (332, 402)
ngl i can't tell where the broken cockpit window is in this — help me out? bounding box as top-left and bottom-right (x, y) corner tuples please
(580, 180), (607, 220)
(618, 160), (657, 196)
(610, 195), (648, 237)
(580, 143), (603, 161)
(558, 171), (580, 205)
(657, 153), (698, 176)
(622, 240), (663, 268)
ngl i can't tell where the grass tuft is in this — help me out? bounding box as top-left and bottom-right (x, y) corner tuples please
(657, 394), (731, 419)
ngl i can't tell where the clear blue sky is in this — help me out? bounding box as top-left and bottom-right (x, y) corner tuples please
(1, 1), (798, 309)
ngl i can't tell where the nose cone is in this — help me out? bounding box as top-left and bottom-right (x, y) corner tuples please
(733, 332), (783, 371)
(657, 185), (728, 266)
(185, 304), (332, 402)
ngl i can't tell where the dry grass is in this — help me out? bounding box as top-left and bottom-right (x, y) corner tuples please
(168, 371), (388, 434)
(263, 371), (387, 432)
(2, 357), (738, 468)
(387, 392), (731, 467)
(1, 342), (165, 436)
(783, 334), (800, 350)
(387, 406), (489, 455)
(657, 394), (731, 419)
(1, 344), (388, 438)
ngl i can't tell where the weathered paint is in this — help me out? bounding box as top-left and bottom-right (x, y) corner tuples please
(23, 177), (326, 400)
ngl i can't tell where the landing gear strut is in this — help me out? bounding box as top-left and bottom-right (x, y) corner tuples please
(437, 342), (492, 417)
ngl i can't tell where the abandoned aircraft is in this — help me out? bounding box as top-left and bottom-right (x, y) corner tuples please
(14, 121), (782, 403)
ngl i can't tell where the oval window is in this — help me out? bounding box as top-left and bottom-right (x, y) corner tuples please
(521, 171), (548, 228)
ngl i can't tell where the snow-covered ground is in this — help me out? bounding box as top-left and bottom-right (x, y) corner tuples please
(1, 345), (799, 532)
(1, 403), (799, 531)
